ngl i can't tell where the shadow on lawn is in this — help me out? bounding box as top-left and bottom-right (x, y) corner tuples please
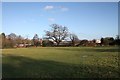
(93, 48), (120, 52)
(2, 55), (119, 78)
(55, 47), (120, 52)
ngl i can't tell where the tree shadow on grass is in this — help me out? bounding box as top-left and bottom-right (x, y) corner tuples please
(2, 54), (119, 78)
(55, 47), (120, 52)
(93, 48), (120, 52)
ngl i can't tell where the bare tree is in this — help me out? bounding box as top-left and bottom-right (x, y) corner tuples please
(8, 33), (17, 40)
(16, 35), (23, 44)
(33, 34), (39, 47)
(70, 33), (79, 46)
(45, 24), (68, 46)
(8, 33), (17, 46)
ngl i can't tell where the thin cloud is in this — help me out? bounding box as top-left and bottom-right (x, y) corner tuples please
(44, 5), (69, 12)
(44, 5), (54, 10)
(40, 14), (44, 16)
(60, 6), (69, 12)
(48, 18), (55, 22)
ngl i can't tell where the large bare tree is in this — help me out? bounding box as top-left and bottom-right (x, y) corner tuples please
(70, 33), (79, 46)
(45, 24), (68, 46)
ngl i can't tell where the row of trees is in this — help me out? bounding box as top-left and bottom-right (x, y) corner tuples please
(42, 24), (120, 47)
(79, 37), (120, 47)
(0, 33), (32, 48)
(0, 24), (120, 48)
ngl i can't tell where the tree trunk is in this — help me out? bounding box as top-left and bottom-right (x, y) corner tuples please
(72, 40), (75, 46)
(57, 42), (60, 46)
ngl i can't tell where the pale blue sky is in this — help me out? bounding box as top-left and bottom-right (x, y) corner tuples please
(2, 2), (118, 40)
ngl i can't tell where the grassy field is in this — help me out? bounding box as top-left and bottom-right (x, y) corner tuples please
(2, 47), (119, 78)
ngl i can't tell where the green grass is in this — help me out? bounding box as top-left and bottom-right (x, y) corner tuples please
(2, 47), (119, 78)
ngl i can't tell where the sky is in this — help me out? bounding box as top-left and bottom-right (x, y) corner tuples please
(2, 2), (118, 40)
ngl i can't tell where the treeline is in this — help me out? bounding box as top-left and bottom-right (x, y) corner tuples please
(0, 32), (120, 49)
(0, 24), (120, 48)
(0, 33), (32, 48)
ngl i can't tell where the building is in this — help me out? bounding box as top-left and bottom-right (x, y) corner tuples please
(95, 39), (101, 44)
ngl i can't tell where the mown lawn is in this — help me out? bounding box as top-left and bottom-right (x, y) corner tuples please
(2, 47), (119, 78)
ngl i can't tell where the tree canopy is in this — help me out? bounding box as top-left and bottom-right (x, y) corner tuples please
(45, 24), (69, 46)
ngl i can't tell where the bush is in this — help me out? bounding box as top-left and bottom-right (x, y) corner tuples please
(79, 40), (89, 46)
(42, 40), (54, 47)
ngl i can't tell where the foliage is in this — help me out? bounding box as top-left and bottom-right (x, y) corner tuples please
(42, 40), (54, 47)
(1, 33), (6, 48)
(0, 33), (14, 48)
(0, 31), (119, 48)
(115, 35), (120, 45)
(33, 34), (39, 47)
(100, 37), (115, 46)
(0, 33), (34, 48)
(79, 39), (89, 46)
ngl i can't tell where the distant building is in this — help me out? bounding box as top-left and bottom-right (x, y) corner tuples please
(95, 39), (101, 44)
(15, 43), (32, 48)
